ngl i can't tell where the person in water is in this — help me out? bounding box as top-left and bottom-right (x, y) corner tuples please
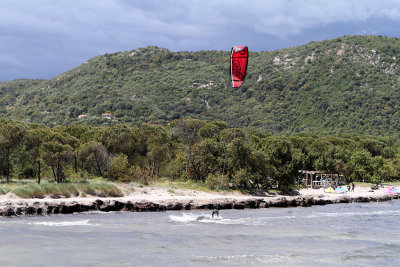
(351, 183), (355, 192)
(212, 204), (219, 218)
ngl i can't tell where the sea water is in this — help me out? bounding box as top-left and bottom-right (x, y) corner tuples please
(0, 200), (399, 266)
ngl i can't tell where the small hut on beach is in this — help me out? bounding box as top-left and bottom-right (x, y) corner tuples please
(299, 170), (344, 189)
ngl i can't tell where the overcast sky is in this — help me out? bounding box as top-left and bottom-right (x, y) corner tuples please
(2, 0), (400, 81)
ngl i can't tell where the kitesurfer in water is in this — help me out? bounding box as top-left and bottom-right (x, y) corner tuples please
(212, 204), (219, 218)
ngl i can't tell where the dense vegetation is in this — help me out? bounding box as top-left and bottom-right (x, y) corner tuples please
(1, 119), (399, 190)
(2, 35), (400, 135)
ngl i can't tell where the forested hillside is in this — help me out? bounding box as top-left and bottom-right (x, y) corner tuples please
(2, 35), (400, 136)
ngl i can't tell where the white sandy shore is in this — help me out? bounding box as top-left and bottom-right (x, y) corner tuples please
(0, 184), (395, 208)
(299, 186), (388, 200)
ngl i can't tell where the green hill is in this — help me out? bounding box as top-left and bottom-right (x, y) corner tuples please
(2, 35), (400, 136)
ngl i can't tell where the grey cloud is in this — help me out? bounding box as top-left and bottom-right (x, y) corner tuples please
(249, 0), (400, 36)
(1, 0), (400, 80)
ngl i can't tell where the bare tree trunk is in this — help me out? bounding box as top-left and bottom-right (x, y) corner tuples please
(94, 155), (103, 177)
(37, 160), (41, 184)
(52, 164), (56, 181)
(5, 149), (10, 183)
(74, 152), (78, 173)
(57, 161), (62, 183)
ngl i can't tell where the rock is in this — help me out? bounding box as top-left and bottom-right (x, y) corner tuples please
(356, 196), (370, 203)
(269, 197), (288, 207)
(25, 206), (37, 215)
(134, 202), (165, 212)
(184, 202), (192, 210)
(3, 207), (16, 216)
(124, 201), (134, 211)
(219, 202), (233, 209)
(313, 198), (328, 205)
(166, 202), (183, 210)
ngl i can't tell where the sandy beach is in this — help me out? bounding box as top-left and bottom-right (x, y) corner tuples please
(0, 185), (398, 216)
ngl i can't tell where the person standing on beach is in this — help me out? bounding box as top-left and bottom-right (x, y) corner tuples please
(351, 183), (355, 192)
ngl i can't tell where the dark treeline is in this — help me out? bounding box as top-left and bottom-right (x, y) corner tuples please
(0, 119), (399, 189)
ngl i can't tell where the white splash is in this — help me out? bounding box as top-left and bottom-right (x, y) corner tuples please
(169, 213), (221, 223)
(29, 219), (100, 227)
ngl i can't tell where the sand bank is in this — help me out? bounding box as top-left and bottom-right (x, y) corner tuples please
(0, 185), (398, 217)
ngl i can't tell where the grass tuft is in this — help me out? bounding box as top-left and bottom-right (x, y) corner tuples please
(8, 181), (123, 198)
(0, 185), (11, 195)
(11, 184), (45, 198)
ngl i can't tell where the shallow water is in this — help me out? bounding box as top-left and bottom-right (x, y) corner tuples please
(1, 200), (399, 266)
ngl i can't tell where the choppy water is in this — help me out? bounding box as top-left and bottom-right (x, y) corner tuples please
(1, 200), (400, 266)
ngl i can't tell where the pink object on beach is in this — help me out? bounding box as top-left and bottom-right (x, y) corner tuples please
(382, 187), (399, 194)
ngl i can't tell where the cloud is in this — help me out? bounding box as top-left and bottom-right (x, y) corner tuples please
(1, 0), (400, 80)
(245, 0), (400, 37)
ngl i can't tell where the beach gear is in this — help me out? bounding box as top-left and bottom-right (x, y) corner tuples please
(324, 187), (335, 193)
(382, 187), (399, 194)
(334, 186), (347, 194)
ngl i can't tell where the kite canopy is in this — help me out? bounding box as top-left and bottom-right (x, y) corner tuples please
(324, 187), (335, 193)
(382, 187), (399, 194)
(334, 186), (347, 194)
(230, 46), (248, 88)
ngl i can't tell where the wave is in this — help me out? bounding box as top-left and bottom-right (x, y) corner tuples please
(169, 212), (297, 225)
(305, 209), (400, 219)
(169, 213), (222, 223)
(168, 208), (400, 226)
(193, 254), (297, 264)
(28, 219), (100, 227)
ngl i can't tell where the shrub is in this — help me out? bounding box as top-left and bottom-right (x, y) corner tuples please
(105, 154), (130, 181)
(205, 173), (229, 190)
(128, 166), (152, 184)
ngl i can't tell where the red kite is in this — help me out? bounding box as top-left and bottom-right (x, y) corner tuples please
(230, 46), (248, 88)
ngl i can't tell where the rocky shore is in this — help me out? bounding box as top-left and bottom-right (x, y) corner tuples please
(1, 192), (398, 217)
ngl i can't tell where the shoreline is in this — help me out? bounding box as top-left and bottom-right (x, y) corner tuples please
(0, 186), (399, 217)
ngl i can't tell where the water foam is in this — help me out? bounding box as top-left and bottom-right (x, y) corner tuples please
(169, 213), (221, 223)
(305, 209), (400, 219)
(194, 254), (297, 264)
(168, 213), (274, 226)
(29, 219), (100, 227)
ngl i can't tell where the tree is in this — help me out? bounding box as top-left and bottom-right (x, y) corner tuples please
(143, 125), (175, 177)
(79, 141), (110, 177)
(171, 119), (205, 147)
(98, 124), (142, 164)
(25, 128), (50, 183)
(335, 159), (350, 183)
(376, 158), (399, 183)
(187, 138), (224, 182)
(261, 137), (302, 189)
(53, 128), (80, 173)
(226, 137), (252, 176)
(199, 121), (227, 140)
(0, 121), (27, 182)
(171, 119), (205, 172)
(40, 132), (74, 183)
(348, 150), (373, 182)
(106, 153), (130, 181)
